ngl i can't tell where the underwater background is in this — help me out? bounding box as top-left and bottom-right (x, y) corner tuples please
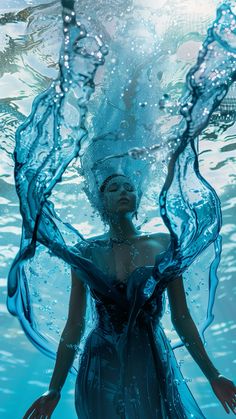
(0, 0), (236, 418)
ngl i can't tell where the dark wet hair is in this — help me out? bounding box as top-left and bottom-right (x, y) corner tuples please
(99, 174), (127, 192)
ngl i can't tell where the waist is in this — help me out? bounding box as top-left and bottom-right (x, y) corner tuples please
(95, 308), (162, 336)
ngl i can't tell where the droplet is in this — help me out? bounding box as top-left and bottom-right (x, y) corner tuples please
(64, 15), (71, 23)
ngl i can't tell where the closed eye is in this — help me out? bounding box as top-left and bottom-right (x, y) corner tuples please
(124, 183), (135, 191)
(107, 182), (135, 192)
(107, 183), (118, 192)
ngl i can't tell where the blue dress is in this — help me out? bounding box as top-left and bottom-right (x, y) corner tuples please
(74, 260), (206, 419)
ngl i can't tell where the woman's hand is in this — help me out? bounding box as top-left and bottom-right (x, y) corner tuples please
(23, 389), (61, 419)
(210, 375), (236, 415)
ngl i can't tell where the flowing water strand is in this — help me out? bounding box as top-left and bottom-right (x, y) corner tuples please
(7, 0), (109, 364)
(157, 3), (236, 346)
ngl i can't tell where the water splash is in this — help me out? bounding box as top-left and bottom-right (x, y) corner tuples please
(6, 0), (236, 370)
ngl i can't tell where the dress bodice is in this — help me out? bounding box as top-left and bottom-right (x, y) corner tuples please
(90, 266), (166, 336)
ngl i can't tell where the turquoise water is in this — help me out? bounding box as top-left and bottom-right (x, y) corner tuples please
(1, 0), (236, 417)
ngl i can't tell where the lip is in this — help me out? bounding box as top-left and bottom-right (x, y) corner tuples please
(118, 198), (130, 203)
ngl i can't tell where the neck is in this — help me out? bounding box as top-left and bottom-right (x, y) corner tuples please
(107, 214), (140, 241)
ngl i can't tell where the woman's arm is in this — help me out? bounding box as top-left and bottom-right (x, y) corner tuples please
(167, 276), (236, 414)
(23, 268), (87, 418)
(23, 269), (86, 419)
(49, 268), (87, 392)
(167, 275), (220, 381)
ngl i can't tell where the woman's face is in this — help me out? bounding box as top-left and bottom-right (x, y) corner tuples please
(102, 175), (138, 219)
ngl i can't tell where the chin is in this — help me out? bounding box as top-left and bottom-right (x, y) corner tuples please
(117, 202), (133, 209)
(117, 209), (133, 216)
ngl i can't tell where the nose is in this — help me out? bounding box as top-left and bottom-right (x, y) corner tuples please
(120, 185), (128, 195)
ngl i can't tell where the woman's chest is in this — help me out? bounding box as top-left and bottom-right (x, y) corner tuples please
(88, 239), (164, 283)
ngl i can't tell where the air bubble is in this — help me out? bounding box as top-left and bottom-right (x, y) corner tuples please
(64, 15), (71, 23)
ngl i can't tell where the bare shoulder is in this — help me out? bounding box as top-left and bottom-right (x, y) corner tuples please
(72, 234), (102, 261)
(146, 231), (171, 247)
(70, 237), (97, 277)
(86, 233), (107, 243)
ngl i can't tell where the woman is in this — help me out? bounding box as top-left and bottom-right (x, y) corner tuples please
(23, 173), (236, 419)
